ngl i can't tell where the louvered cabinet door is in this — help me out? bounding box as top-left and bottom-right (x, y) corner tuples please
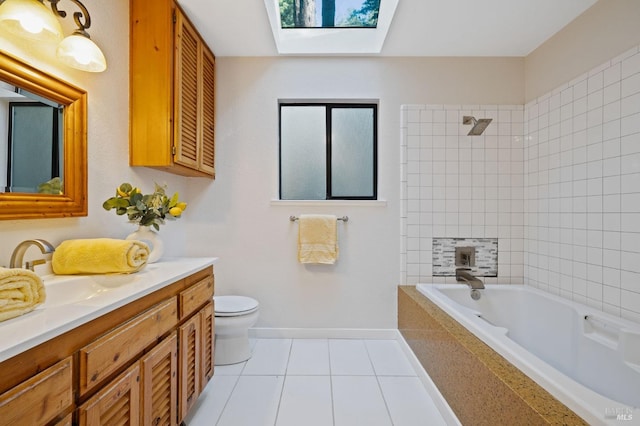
(78, 364), (140, 426)
(141, 332), (178, 426)
(130, 0), (215, 177)
(200, 302), (214, 390)
(199, 47), (216, 176)
(174, 10), (200, 171)
(178, 314), (201, 422)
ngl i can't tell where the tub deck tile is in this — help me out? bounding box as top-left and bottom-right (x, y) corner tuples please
(398, 285), (588, 426)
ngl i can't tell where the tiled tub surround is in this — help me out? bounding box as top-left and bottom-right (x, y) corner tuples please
(398, 286), (587, 426)
(400, 104), (525, 285)
(401, 43), (640, 322)
(524, 44), (640, 322)
(432, 237), (498, 276)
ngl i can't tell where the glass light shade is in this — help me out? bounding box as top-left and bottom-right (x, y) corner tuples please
(56, 33), (107, 72)
(0, 0), (63, 42)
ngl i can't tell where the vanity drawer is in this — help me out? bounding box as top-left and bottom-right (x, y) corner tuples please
(79, 298), (178, 396)
(179, 275), (214, 320)
(0, 356), (72, 425)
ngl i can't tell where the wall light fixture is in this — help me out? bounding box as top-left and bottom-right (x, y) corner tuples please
(0, 0), (106, 72)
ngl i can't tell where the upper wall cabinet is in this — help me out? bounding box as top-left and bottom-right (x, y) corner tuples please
(130, 0), (215, 178)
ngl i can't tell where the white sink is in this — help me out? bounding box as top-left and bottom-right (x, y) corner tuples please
(42, 275), (117, 308)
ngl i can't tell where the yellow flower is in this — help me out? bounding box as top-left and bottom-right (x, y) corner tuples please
(169, 207), (183, 217)
(116, 186), (129, 197)
(177, 202), (187, 211)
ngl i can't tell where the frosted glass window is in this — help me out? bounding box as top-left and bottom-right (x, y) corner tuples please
(279, 103), (377, 200)
(280, 106), (326, 200)
(331, 108), (374, 197)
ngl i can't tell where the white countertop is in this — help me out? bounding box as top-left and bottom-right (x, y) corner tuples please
(0, 257), (217, 363)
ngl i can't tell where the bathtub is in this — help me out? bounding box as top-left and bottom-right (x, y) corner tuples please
(416, 283), (640, 426)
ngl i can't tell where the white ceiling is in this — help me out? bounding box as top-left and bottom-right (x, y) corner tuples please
(178, 0), (598, 57)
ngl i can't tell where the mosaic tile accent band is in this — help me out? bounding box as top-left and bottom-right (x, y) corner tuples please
(432, 237), (498, 276)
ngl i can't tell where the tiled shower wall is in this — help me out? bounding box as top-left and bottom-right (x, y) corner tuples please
(400, 104), (525, 285)
(524, 44), (640, 322)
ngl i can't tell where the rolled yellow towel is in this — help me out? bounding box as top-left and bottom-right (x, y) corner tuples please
(52, 238), (150, 275)
(0, 267), (46, 322)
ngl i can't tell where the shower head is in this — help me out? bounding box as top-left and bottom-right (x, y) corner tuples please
(462, 116), (492, 136)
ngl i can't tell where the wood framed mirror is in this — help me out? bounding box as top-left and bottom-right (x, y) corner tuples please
(0, 51), (87, 219)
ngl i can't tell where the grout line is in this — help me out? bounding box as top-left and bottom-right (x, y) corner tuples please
(213, 374), (242, 426)
(328, 339), (336, 426)
(270, 338), (291, 426)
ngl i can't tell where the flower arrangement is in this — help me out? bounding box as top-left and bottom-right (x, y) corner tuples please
(103, 183), (187, 230)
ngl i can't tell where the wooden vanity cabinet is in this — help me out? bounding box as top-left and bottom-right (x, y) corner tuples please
(200, 301), (215, 390)
(78, 298), (178, 397)
(130, 0), (216, 178)
(78, 331), (180, 426)
(177, 301), (214, 423)
(0, 357), (73, 425)
(0, 266), (214, 426)
(140, 333), (178, 426)
(77, 363), (141, 426)
(177, 272), (214, 422)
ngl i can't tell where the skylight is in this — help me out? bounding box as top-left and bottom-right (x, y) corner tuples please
(280, 0), (379, 29)
(264, 0), (398, 54)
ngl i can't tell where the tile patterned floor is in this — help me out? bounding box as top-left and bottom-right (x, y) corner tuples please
(185, 338), (449, 426)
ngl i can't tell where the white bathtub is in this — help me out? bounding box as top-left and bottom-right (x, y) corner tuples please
(416, 283), (640, 426)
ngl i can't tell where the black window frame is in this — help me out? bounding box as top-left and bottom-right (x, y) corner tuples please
(279, 102), (378, 201)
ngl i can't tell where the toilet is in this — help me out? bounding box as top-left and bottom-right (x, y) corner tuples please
(213, 295), (259, 365)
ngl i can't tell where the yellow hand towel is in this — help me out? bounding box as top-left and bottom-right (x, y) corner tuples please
(298, 214), (339, 264)
(0, 267), (46, 322)
(52, 238), (150, 275)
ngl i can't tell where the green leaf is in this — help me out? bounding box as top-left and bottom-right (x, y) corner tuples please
(103, 198), (130, 210)
(130, 192), (143, 204)
(169, 192), (179, 208)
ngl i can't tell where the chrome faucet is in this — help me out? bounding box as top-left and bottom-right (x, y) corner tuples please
(10, 239), (55, 271)
(455, 268), (485, 290)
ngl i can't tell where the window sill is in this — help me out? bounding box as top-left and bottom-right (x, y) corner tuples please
(270, 199), (387, 207)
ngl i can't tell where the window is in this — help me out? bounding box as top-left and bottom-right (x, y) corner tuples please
(279, 102), (377, 200)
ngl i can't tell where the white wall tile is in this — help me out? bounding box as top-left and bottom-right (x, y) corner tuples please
(622, 73), (640, 97)
(401, 103), (524, 284)
(400, 45), (640, 316)
(523, 42), (640, 318)
(622, 52), (640, 79)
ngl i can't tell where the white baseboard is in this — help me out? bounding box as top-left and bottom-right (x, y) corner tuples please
(249, 327), (399, 339)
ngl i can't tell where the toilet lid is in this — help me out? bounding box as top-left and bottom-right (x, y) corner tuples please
(214, 295), (259, 316)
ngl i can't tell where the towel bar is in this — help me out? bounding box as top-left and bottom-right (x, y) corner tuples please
(289, 215), (349, 222)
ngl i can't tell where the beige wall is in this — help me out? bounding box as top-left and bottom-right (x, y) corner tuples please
(8, 0), (640, 328)
(525, 0), (640, 102)
(0, 1), (191, 266)
(185, 56), (523, 328)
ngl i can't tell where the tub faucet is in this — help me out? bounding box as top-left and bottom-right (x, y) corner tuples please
(10, 239), (55, 271)
(456, 268), (485, 290)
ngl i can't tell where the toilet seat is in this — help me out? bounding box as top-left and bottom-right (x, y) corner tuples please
(214, 295), (259, 317)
